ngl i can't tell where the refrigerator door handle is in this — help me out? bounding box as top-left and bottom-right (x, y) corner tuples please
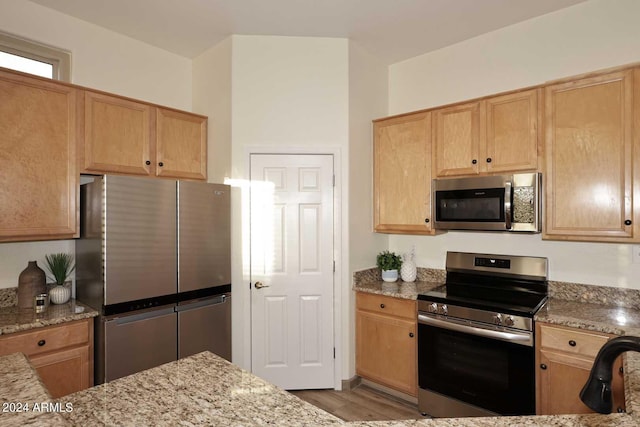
(112, 306), (176, 325)
(176, 294), (228, 312)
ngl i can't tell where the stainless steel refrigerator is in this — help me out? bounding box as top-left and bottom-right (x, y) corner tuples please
(76, 175), (231, 384)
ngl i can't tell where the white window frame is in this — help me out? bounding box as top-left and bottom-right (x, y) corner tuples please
(0, 32), (71, 81)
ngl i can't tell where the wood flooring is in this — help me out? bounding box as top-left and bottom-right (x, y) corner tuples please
(290, 385), (424, 422)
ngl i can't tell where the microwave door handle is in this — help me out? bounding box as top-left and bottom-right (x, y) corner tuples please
(504, 181), (512, 230)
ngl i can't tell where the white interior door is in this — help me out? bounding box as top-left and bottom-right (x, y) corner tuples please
(250, 153), (334, 390)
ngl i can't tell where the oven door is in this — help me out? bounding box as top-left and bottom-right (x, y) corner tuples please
(418, 314), (535, 416)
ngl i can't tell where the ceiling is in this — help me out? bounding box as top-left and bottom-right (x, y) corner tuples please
(30, 0), (586, 64)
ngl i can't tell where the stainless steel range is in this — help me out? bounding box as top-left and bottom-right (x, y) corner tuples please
(417, 252), (548, 417)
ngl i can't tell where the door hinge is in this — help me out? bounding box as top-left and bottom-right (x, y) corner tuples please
(332, 175), (335, 187)
(333, 348), (336, 359)
(333, 260), (335, 272)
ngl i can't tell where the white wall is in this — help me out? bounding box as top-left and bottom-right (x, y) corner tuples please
(347, 40), (389, 377)
(193, 37), (232, 184)
(228, 36), (350, 373)
(387, 0), (640, 289)
(0, 0), (192, 289)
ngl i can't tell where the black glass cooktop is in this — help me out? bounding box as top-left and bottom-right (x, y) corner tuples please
(418, 272), (548, 317)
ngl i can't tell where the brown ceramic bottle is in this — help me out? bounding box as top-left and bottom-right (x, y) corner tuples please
(17, 261), (46, 309)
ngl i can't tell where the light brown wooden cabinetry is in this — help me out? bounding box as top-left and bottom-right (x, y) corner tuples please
(433, 89), (539, 177)
(355, 292), (417, 397)
(536, 322), (625, 415)
(373, 112), (435, 234)
(0, 69), (78, 242)
(544, 69), (638, 242)
(0, 318), (93, 398)
(80, 91), (207, 180)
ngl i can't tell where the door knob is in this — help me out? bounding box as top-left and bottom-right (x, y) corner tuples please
(254, 281), (269, 289)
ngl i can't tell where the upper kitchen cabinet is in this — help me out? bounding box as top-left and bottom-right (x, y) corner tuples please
(79, 91), (207, 181)
(374, 112), (436, 234)
(0, 69), (78, 241)
(433, 89), (540, 177)
(543, 69), (637, 242)
(80, 91), (153, 177)
(155, 108), (207, 180)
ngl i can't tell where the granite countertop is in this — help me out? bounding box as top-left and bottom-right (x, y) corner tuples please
(0, 353), (67, 426)
(1, 349), (640, 426)
(354, 280), (443, 300)
(0, 299), (99, 336)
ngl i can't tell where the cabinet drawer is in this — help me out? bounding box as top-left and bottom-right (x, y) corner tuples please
(356, 292), (416, 320)
(0, 319), (89, 357)
(538, 323), (610, 358)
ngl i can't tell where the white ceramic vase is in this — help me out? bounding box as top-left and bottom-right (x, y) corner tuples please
(49, 283), (71, 304)
(381, 269), (398, 282)
(400, 249), (417, 282)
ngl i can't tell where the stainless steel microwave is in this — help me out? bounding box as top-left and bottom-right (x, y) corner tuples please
(432, 173), (541, 232)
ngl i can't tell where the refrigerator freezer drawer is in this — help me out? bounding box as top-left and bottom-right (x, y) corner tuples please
(178, 294), (231, 361)
(104, 306), (177, 382)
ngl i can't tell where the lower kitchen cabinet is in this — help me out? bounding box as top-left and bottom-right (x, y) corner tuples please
(0, 318), (93, 398)
(355, 292), (417, 397)
(536, 322), (625, 415)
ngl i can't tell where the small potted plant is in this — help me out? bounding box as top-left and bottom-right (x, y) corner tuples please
(376, 250), (403, 282)
(44, 253), (75, 304)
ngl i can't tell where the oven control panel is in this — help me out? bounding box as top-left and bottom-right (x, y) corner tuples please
(418, 300), (533, 332)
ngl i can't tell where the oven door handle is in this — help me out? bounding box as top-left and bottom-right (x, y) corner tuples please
(418, 314), (533, 347)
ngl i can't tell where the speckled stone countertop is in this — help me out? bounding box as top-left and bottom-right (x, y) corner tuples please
(353, 267), (444, 300)
(0, 299), (99, 336)
(58, 351), (343, 426)
(0, 353), (67, 426)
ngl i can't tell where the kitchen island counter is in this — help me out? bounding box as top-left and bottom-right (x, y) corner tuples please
(2, 350), (640, 426)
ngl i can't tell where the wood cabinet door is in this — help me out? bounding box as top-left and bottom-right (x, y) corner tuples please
(356, 310), (417, 396)
(537, 349), (625, 415)
(433, 101), (481, 177)
(485, 89), (539, 173)
(544, 70), (634, 241)
(0, 70), (77, 241)
(156, 108), (207, 180)
(31, 345), (91, 398)
(81, 91), (153, 176)
(373, 112), (434, 234)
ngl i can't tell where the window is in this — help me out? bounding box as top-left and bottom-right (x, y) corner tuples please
(0, 32), (70, 81)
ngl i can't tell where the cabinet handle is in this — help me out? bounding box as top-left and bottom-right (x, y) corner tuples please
(37, 340), (46, 347)
(158, 162), (164, 167)
(380, 303), (385, 309)
(540, 364), (547, 370)
(409, 332), (414, 338)
(568, 340), (577, 347)
(625, 220), (632, 226)
(486, 158), (492, 163)
(424, 218), (430, 223)
(145, 160), (151, 165)
(471, 159), (477, 165)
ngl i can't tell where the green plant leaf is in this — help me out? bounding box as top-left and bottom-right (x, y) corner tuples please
(44, 253), (75, 285)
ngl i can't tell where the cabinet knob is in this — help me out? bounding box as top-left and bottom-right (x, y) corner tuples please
(620, 366), (624, 374)
(424, 218), (430, 223)
(409, 332), (414, 338)
(158, 162), (164, 167)
(145, 160), (151, 165)
(486, 158), (492, 163)
(380, 303), (385, 309)
(618, 407), (626, 413)
(568, 340), (577, 347)
(37, 339), (46, 347)
(540, 364), (547, 370)
(472, 159), (477, 165)
(625, 220), (632, 226)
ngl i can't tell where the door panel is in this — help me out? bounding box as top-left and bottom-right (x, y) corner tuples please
(250, 154), (334, 389)
(178, 294), (231, 361)
(178, 182), (231, 293)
